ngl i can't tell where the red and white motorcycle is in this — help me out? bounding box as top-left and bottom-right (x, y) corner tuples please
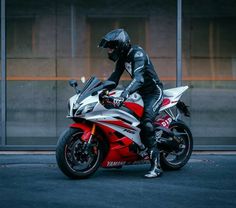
(56, 77), (193, 179)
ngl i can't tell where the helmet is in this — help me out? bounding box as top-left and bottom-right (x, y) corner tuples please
(98, 29), (131, 62)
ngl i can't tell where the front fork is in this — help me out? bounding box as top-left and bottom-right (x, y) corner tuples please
(70, 122), (97, 153)
(83, 123), (98, 154)
(87, 123), (96, 144)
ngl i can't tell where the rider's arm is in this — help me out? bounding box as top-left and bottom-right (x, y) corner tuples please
(121, 52), (145, 99)
(107, 59), (124, 89)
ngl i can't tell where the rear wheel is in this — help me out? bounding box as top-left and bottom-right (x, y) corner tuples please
(160, 120), (193, 170)
(56, 128), (105, 179)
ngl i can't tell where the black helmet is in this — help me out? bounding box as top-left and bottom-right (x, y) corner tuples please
(98, 29), (131, 62)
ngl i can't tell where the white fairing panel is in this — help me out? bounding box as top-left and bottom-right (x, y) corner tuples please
(109, 90), (144, 107)
(82, 108), (142, 146)
(163, 86), (189, 98)
(99, 122), (142, 146)
(68, 94), (80, 116)
(68, 90), (143, 146)
(160, 86), (189, 111)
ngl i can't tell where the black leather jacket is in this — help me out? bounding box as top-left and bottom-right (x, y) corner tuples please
(108, 45), (163, 97)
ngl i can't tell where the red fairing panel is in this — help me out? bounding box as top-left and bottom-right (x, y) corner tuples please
(96, 123), (140, 167)
(161, 98), (171, 107)
(154, 115), (172, 128)
(123, 102), (144, 118)
(101, 138), (139, 168)
(70, 123), (92, 142)
(70, 122), (140, 166)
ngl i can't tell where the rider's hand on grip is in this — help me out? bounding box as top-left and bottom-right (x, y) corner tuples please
(99, 93), (124, 108)
(112, 97), (125, 108)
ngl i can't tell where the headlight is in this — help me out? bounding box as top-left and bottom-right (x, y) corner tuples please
(75, 102), (97, 115)
(73, 102), (81, 110)
(82, 102), (97, 114)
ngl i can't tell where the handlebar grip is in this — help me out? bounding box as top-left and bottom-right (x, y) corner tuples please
(102, 95), (114, 103)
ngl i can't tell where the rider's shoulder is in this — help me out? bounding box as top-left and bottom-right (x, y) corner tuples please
(129, 45), (145, 59)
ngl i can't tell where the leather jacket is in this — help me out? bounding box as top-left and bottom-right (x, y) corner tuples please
(108, 45), (163, 97)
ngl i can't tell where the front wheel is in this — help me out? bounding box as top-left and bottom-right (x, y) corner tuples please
(56, 128), (105, 179)
(160, 120), (193, 170)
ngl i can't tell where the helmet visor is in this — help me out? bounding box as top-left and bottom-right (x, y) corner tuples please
(98, 39), (117, 49)
(98, 38), (107, 48)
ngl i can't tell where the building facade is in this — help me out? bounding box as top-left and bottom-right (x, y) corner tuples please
(1, 0), (236, 150)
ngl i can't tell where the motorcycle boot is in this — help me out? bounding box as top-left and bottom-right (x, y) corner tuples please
(144, 146), (163, 178)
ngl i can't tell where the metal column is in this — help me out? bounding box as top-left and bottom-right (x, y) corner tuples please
(1, 0), (6, 146)
(176, 0), (182, 87)
(71, 3), (76, 58)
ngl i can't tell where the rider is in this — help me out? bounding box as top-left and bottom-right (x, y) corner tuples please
(98, 29), (163, 178)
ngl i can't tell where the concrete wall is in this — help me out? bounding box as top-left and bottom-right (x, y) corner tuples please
(1, 0), (236, 149)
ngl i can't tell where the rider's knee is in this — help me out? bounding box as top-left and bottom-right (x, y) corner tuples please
(143, 121), (154, 133)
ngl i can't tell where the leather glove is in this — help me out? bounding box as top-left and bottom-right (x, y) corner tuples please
(112, 97), (125, 108)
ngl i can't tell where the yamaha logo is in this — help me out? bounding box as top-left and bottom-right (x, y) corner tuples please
(107, 161), (126, 167)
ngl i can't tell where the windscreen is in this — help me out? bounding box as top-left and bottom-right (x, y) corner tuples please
(76, 77), (103, 104)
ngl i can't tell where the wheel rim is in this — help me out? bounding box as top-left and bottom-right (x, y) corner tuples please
(64, 132), (101, 174)
(162, 125), (191, 166)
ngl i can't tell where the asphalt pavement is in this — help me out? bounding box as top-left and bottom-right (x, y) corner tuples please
(0, 153), (236, 208)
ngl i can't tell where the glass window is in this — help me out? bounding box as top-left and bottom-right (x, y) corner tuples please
(4, 0), (236, 148)
(6, 0), (57, 145)
(5, 0), (178, 147)
(183, 0), (236, 148)
(0, 1), (3, 145)
(0, 29), (1, 146)
(7, 18), (35, 56)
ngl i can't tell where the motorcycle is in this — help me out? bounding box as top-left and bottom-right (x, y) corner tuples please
(56, 76), (193, 179)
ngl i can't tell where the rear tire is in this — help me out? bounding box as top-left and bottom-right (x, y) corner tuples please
(160, 120), (193, 170)
(56, 128), (105, 179)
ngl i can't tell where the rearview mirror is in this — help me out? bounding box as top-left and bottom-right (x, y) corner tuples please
(69, 80), (78, 88)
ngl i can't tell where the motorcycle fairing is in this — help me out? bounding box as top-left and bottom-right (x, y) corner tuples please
(70, 119), (143, 167)
(160, 86), (189, 111)
(96, 119), (142, 146)
(123, 101), (144, 118)
(155, 115), (172, 128)
(97, 124), (141, 167)
(80, 107), (143, 146)
(70, 123), (93, 142)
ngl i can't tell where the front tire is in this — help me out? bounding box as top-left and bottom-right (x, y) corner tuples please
(160, 120), (193, 170)
(56, 128), (104, 179)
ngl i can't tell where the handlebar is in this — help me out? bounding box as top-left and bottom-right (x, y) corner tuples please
(100, 95), (115, 104)
(99, 94), (124, 108)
